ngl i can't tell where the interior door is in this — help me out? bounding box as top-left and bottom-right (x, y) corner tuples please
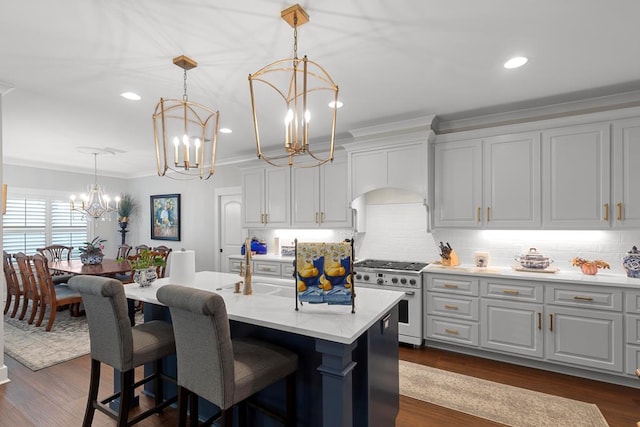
(218, 192), (242, 272)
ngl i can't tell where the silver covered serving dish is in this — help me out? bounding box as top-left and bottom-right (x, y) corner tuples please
(515, 248), (553, 269)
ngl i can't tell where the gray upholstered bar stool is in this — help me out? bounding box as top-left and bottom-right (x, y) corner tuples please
(156, 285), (298, 427)
(68, 275), (177, 427)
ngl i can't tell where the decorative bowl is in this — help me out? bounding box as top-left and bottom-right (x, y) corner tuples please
(80, 253), (103, 265)
(515, 248), (552, 269)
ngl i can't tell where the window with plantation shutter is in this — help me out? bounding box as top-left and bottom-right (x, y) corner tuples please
(3, 195), (88, 258)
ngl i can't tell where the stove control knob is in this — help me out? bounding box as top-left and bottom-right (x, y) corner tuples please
(391, 277), (398, 284)
(363, 275), (370, 281)
(355, 274), (362, 280)
(400, 278), (407, 285)
(409, 279), (417, 286)
(377, 278), (384, 285)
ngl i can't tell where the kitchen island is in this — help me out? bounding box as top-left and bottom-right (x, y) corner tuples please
(125, 271), (404, 427)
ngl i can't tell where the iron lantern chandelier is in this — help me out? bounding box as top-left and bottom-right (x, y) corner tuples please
(248, 4), (339, 168)
(153, 55), (220, 180)
(70, 150), (120, 220)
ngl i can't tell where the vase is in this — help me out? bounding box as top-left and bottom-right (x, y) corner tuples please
(580, 263), (598, 275)
(133, 267), (157, 287)
(80, 253), (104, 265)
(623, 247), (640, 278)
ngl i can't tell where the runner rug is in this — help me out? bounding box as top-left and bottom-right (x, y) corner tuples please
(399, 360), (609, 427)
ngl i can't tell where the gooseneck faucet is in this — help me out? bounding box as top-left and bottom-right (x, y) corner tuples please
(239, 237), (253, 295)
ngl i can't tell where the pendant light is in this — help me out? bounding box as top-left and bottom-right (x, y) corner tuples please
(70, 150), (120, 220)
(248, 4), (340, 168)
(153, 55), (220, 180)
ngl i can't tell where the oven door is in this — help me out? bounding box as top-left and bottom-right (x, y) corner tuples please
(356, 282), (423, 347)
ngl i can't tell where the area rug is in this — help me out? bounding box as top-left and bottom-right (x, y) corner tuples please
(3, 309), (91, 371)
(399, 360), (609, 427)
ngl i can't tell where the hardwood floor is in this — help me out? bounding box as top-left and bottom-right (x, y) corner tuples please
(1, 346), (638, 426)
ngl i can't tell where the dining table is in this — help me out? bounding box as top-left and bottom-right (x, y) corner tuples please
(48, 258), (132, 277)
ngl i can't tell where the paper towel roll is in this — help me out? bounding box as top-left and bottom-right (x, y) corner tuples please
(170, 249), (196, 285)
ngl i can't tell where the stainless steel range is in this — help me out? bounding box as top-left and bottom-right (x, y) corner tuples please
(353, 259), (428, 347)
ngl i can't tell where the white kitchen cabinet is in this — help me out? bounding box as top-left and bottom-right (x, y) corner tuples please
(542, 123), (611, 228)
(612, 117), (640, 228)
(350, 142), (426, 200)
(434, 131), (540, 228)
(291, 157), (352, 228)
(241, 167), (290, 228)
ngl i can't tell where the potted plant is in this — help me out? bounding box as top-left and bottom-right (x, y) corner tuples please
(79, 236), (106, 265)
(570, 257), (610, 275)
(118, 193), (137, 223)
(130, 249), (166, 287)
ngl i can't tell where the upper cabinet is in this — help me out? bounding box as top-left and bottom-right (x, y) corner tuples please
(542, 123), (610, 228)
(612, 117), (640, 228)
(241, 167), (290, 228)
(291, 157), (352, 228)
(433, 131), (541, 228)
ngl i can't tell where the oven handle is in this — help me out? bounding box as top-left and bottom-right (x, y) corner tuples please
(405, 291), (415, 296)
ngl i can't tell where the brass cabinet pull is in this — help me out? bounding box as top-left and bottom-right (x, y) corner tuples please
(264, 213), (268, 224)
(259, 266), (275, 272)
(315, 212), (319, 223)
(503, 289), (520, 295)
(487, 207), (491, 222)
(573, 296), (594, 301)
(549, 313), (553, 332)
(445, 328), (459, 335)
(604, 203), (609, 221)
(443, 284), (459, 289)
(617, 202), (623, 221)
(444, 304), (459, 310)
(537, 312), (542, 330)
(321, 212), (324, 223)
(477, 207), (481, 223)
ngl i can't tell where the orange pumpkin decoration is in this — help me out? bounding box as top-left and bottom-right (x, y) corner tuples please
(580, 262), (598, 275)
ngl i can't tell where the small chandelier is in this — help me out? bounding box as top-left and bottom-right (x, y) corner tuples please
(248, 4), (339, 168)
(153, 55), (220, 180)
(70, 151), (120, 220)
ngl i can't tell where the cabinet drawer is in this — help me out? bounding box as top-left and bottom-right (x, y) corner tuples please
(228, 258), (242, 273)
(545, 285), (622, 311)
(426, 274), (478, 296)
(425, 315), (479, 346)
(252, 261), (281, 276)
(282, 263), (295, 279)
(626, 315), (640, 345)
(426, 293), (478, 321)
(625, 345), (640, 376)
(481, 279), (542, 303)
(625, 290), (640, 313)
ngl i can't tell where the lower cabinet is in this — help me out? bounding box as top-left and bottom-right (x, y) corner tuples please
(228, 256), (295, 280)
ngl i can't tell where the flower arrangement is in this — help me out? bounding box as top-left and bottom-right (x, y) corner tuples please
(80, 236), (106, 256)
(571, 257), (610, 275)
(129, 249), (166, 270)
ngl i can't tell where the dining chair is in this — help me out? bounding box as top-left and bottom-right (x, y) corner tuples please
(13, 252), (41, 324)
(32, 254), (83, 331)
(156, 285), (298, 427)
(3, 251), (24, 318)
(116, 244), (132, 260)
(68, 275), (177, 427)
(36, 244), (74, 284)
(134, 244), (150, 254)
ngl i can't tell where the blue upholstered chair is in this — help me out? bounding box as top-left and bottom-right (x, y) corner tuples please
(156, 285), (298, 427)
(68, 275), (177, 427)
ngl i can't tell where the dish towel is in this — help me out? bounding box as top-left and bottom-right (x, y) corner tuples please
(296, 241), (352, 305)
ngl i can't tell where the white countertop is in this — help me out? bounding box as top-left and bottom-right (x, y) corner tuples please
(425, 264), (640, 289)
(125, 271), (404, 345)
(229, 254), (295, 263)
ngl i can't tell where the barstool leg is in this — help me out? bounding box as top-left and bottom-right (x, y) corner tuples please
(177, 386), (189, 427)
(82, 359), (101, 427)
(117, 369), (134, 427)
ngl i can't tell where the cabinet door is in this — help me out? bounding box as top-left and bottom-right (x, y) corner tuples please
(613, 118), (640, 228)
(545, 306), (622, 372)
(241, 168), (266, 228)
(480, 299), (543, 358)
(484, 132), (541, 228)
(291, 167), (320, 227)
(264, 168), (290, 227)
(542, 123), (611, 228)
(320, 158), (352, 227)
(433, 139), (482, 227)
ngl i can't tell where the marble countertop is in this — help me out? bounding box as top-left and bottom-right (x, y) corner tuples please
(228, 254), (294, 262)
(424, 264), (640, 289)
(125, 271), (403, 345)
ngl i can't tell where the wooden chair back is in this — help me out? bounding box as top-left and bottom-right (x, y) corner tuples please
(116, 244), (132, 260)
(134, 244), (150, 254)
(37, 244), (73, 277)
(3, 250), (23, 317)
(13, 252), (40, 323)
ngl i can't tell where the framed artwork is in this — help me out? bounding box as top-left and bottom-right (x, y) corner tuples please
(150, 194), (181, 241)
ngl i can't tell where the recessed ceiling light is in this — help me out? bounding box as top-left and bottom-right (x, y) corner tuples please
(328, 100), (343, 109)
(504, 56), (528, 69)
(220, 128), (232, 134)
(120, 92), (141, 101)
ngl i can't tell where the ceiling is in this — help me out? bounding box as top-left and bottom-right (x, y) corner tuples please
(2, 0), (640, 178)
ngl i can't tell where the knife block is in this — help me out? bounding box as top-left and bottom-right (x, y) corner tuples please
(441, 250), (460, 267)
